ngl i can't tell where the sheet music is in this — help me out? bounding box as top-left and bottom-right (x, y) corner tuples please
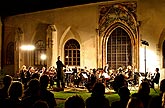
(102, 73), (110, 79)
(82, 73), (88, 78)
(65, 71), (73, 74)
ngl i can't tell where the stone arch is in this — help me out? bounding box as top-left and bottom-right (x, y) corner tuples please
(98, 2), (139, 69)
(59, 26), (81, 62)
(102, 22), (138, 68)
(158, 28), (165, 68)
(64, 39), (80, 66)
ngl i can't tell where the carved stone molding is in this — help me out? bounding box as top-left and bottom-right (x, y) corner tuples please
(98, 2), (139, 69)
(48, 25), (56, 32)
(17, 27), (23, 34)
(99, 2), (137, 37)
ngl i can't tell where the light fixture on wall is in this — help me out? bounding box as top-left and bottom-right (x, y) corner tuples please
(41, 54), (47, 60)
(20, 45), (35, 51)
(141, 40), (149, 46)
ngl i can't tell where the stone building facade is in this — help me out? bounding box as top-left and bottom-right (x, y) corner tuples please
(1, 0), (165, 81)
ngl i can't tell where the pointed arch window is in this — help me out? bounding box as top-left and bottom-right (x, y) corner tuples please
(163, 40), (165, 68)
(107, 27), (132, 70)
(6, 42), (14, 65)
(34, 40), (46, 67)
(64, 39), (80, 66)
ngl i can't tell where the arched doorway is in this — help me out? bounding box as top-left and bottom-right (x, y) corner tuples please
(107, 27), (132, 70)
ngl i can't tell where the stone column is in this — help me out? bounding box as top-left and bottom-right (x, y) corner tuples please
(0, 17), (2, 70)
(46, 25), (57, 68)
(15, 27), (24, 74)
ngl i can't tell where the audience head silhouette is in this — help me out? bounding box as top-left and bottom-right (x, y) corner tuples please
(156, 68), (159, 72)
(65, 95), (85, 108)
(27, 79), (40, 96)
(118, 86), (130, 99)
(138, 81), (150, 95)
(92, 82), (105, 96)
(160, 79), (165, 94)
(32, 100), (49, 108)
(3, 75), (12, 87)
(126, 97), (144, 108)
(8, 81), (23, 99)
(40, 75), (49, 89)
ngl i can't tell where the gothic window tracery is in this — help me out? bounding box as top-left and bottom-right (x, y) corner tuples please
(107, 27), (132, 70)
(34, 40), (46, 66)
(64, 39), (80, 66)
(163, 40), (165, 68)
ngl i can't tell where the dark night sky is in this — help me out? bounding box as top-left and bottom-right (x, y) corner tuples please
(0, 0), (109, 16)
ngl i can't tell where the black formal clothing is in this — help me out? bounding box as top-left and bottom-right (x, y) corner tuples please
(26, 71), (31, 83)
(150, 72), (160, 89)
(3, 98), (22, 108)
(153, 72), (160, 84)
(22, 95), (42, 108)
(103, 66), (109, 73)
(20, 69), (26, 84)
(148, 95), (162, 108)
(40, 89), (57, 108)
(85, 95), (110, 108)
(0, 87), (9, 99)
(56, 60), (65, 88)
(132, 92), (152, 108)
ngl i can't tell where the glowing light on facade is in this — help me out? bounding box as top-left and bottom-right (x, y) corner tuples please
(41, 54), (47, 60)
(20, 45), (35, 51)
(139, 46), (158, 74)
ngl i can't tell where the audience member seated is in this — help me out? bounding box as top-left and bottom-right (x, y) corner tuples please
(131, 81), (151, 108)
(22, 79), (42, 108)
(148, 79), (165, 108)
(126, 97), (144, 108)
(111, 86), (130, 108)
(39, 75), (57, 108)
(23, 78), (40, 98)
(3, 81), (23, 108)
(0, 75), (13, 99)
(112, 74), (127, 92)
(85, 82), (110, 108)
(162, 92), (165, 108)
(32, 100), (49, 108)
(65, 95), (85, 108)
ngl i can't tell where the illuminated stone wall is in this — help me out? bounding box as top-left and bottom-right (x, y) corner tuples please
(3, 0), (165, 81)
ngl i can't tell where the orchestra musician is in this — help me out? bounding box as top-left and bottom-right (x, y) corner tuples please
(124, 65), (140, 87)
(124, 65), (134, 80)
(104, 63), (109, 73)
(64, 65), (74, 87)
(26, 66), (35, 83)
(20, 65), (27, 85)
(47, 66), (56, 88)
(39, 66), (46, 77)
(151, 68), (160, 88)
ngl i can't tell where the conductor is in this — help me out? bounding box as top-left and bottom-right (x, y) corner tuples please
(56, 56), (66, 88)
